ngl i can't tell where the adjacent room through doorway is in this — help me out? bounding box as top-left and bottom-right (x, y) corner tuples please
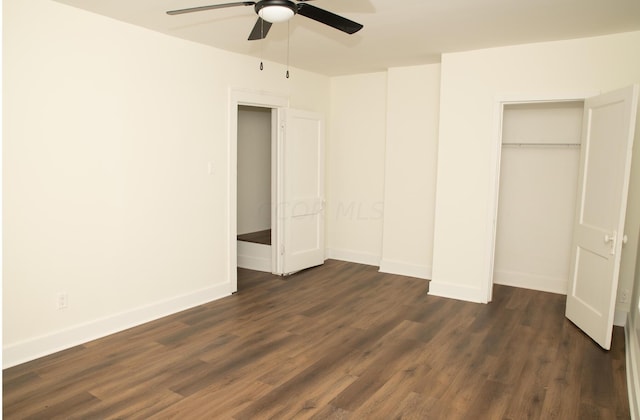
(237, 105), (274, 273)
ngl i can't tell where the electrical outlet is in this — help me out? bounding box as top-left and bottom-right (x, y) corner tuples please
(57, 292), (68, 310)
(619, 289), (630, 304)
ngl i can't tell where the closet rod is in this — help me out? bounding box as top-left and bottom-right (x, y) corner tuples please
(502, 143), (580, 148)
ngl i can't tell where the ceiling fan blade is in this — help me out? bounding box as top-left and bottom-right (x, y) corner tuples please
(296, 3), (363, 34)
(167, 2), (255, 16)
(248, 17), (273, 40)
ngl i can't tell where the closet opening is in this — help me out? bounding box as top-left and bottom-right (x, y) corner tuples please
(491, 100), (584, 296)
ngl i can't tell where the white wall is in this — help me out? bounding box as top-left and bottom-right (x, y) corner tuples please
(326, 72), (387, 265)
(431, 31), (640, 304)
(237, 106), (271, 235)
(379, 64), (441, 279)
(3, 0), (329, 367)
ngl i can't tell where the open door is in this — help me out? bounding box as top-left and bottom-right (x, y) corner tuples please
(275, 108), (325, 275)
(565, 85), (639, 350)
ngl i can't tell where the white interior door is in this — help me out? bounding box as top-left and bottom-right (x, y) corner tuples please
(565, 85), (639, 350)
(275, 108), (325, 275)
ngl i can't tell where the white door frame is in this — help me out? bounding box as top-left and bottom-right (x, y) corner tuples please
(484, 91), (598, 303)
(228, 88), (289, 293)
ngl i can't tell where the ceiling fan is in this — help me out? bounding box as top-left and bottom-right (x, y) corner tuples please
(166, 0), (364, 40)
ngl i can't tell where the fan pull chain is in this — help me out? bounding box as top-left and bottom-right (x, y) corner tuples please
(260, 18), (264, 71)
(285, 21), (290, 79)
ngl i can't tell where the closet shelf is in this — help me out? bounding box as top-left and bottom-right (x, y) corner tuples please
(502, 142), (580, 148)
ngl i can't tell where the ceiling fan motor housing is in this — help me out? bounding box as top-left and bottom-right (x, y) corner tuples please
(166, 0), (363, 40)
(255, 0), (298, 23)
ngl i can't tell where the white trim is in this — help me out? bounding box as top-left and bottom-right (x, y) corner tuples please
(493, 269), (567, 295)
(237, 240), (272, 272)
(428, 280), (486, 303)
(271, 108), (282, 275)
(626, 313), (640, 420)
(3, 283), (230, 369)
(484, 98), (505, 303)
(228, 88), (289, 292)
(325, 248), (380, 267)
(379, 259), (431, 279)
(494, 91), (599, 104)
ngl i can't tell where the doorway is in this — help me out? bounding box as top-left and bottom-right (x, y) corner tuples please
(237, 105), (274, 273)
(228, 90), (288, 293)
(493, 100), (583, 294)
(228, 90), (326, 293)
(487, 86), (639, 349)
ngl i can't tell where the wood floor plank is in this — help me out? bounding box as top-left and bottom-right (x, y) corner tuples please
(391, 392), (437, 420)
(76, 389), (183, 419)
(501, 328), (560, 419)
(347, 363), (433, 418)
(232, 348), (362, 419)
(152, 379), (273, 419)
(22, 391), (101, 420)
(420, 331), (502, 418)
(3, 260), (631, 419)
(237, 229), (271, 245)
(461, 379), (512, 420)
(538, 321), (586, 419)
(330, 338), (424, 411)
(309, 404), (352, 420)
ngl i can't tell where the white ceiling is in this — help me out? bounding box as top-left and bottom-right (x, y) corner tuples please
(54, 0), (640, 76)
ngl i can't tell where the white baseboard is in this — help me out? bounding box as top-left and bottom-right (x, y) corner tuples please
(493, 269), (567, 295)
(325, 248), (380, 267)
(3, 282), (231, 369)
(615, 309), (628, 327)
(237, 241), (272, 272)
(626, 313), (640, 420)
(379, 259), (431, 280)
(428, 280), (485, 303)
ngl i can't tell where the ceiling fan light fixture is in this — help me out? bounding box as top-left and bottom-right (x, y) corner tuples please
(256, 1), (296, 23)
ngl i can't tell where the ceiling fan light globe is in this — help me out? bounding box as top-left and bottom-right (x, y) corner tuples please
(258, 5), (295, 23)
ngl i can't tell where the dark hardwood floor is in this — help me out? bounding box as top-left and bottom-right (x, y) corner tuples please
(3, 260), (630, 419)
(237, 229), (271, 246)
